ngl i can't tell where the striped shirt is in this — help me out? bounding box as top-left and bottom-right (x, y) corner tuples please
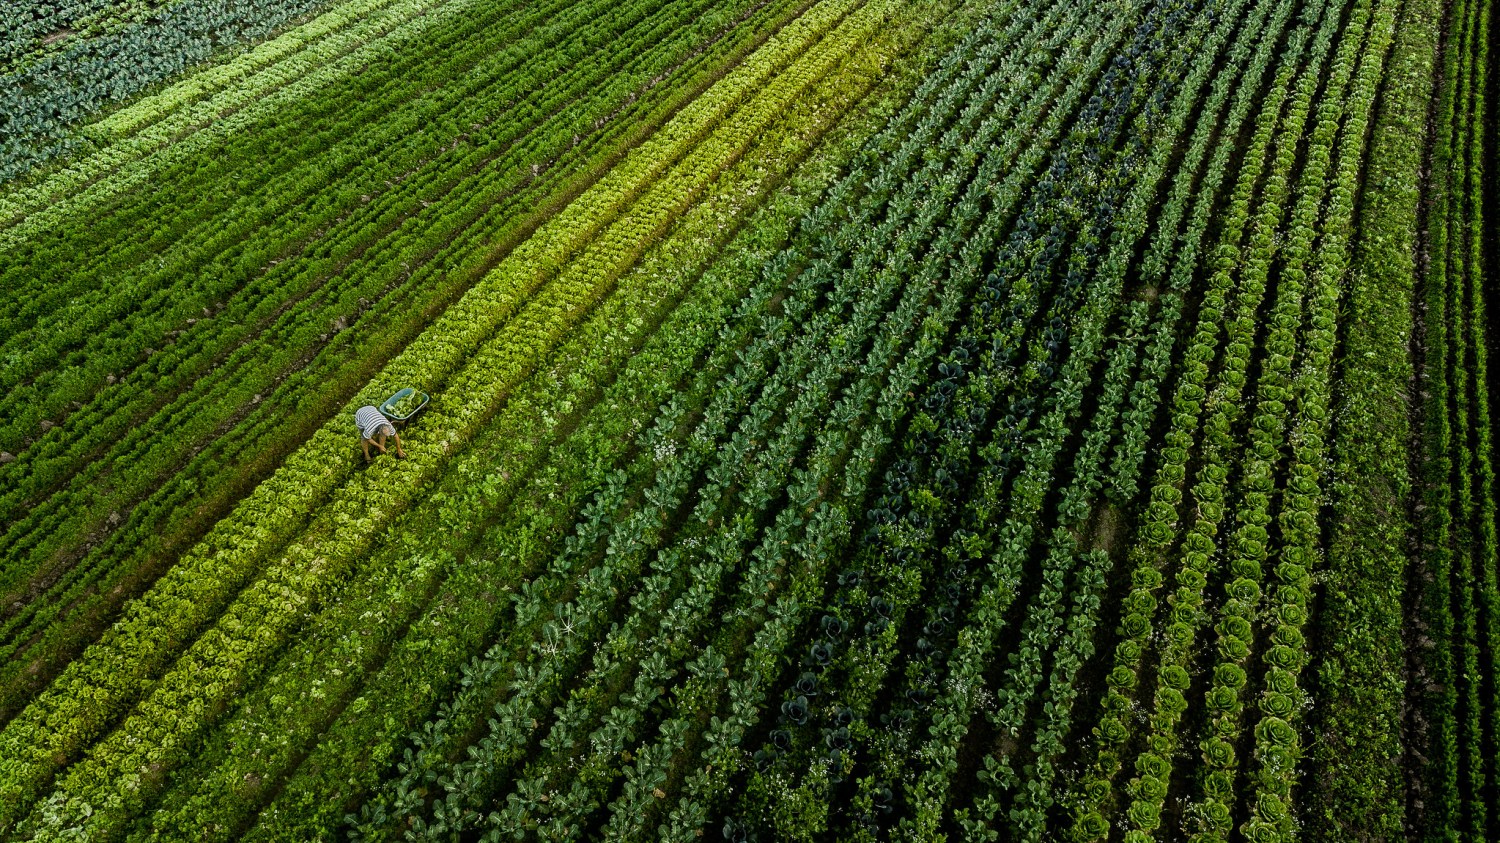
(355, 405), (394, 440)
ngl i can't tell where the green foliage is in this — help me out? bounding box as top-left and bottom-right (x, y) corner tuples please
(1, 0), (348, 181)
(0, 0), (1476, 837)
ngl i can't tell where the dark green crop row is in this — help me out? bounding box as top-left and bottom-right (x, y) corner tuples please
(190, 80), (863, 835)
(723, 0), (1112, 825)
(0, 0), (750, 585)
(1405, 0), (1497, 833)
(0, 0), (469, 245)
(1299, 0), (1436, 832)
(0, 0), (567, 567)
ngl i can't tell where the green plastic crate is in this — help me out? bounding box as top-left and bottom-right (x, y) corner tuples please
(379, 388), (429, 422)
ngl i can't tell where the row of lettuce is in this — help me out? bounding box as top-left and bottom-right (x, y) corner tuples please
(0, 0), (824, 727)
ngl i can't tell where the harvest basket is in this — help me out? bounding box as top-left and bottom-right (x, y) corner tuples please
(379, 388), (429, 423)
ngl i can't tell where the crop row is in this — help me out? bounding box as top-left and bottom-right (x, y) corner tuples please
(520, 11), (1081, 827)
(0, 0), (581, 560)
(1298, 0), (1437, 833)
(7, 0), (720, 792)
(0, 0), (770, 586)
(0, 0), (942, 828)
(713, 1), (1125, 830)
(511, 6), (1100, 835)
(0, 0), (786, 558)
(1075, 10), (1321, 821)
(1, 0), (653, 328)
(1192, 1), (1399, 839)
(178, 57), (912, 834)
(1411, 0), (1497, 831)
(0, 0), (663, 458)
(1, 0), (167, 69)
(0, 0), (834, 735)
(711, 0), (1266, 828)
(471, 160), (946, 841)
(3, 0), (1476, 835)
(1103, 0), (1291, 509)
(0, 0), (643, 436)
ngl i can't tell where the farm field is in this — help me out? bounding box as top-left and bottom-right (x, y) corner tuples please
(0, 0), (1494, 838)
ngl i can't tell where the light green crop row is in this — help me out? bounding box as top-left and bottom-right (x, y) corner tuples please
(1067, 0), (1333, 832)
(1179, 0), (1374, 835)
(1235, 2), (1399, 838)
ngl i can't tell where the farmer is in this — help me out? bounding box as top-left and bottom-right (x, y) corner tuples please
(355, 404), (406, 463)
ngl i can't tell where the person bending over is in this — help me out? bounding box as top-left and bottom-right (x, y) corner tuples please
(355, 404), (406, 463)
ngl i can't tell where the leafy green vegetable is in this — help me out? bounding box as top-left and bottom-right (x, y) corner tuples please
(385, 391), (425, 418)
